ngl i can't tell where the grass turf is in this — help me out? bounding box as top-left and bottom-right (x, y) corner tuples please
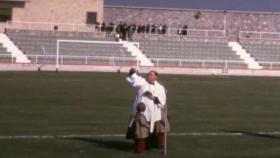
(0, 71), (280, 158)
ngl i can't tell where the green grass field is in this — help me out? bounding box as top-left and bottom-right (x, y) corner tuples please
(1, 71), (280, 158)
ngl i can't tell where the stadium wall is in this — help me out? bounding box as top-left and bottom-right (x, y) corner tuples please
(104, 6), (280, 40)
(104, 6), (224, 30)
(2, 63), (280, 77)
(11, 0), (103, 28)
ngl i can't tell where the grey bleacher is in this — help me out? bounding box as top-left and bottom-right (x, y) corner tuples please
(59, 42), (129, 57)
(241, 41), (280, 69)
(5, 29), (133, 65)
(136, 37), (247, 68)
(0, 43), (9, 54)
(0, 43), (14, 63)
(5, 29), (128, 55)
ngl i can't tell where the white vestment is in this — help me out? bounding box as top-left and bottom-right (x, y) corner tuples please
(126, 73), (166, 133)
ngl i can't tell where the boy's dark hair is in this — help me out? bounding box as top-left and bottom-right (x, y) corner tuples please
(137, 102), (146, 112)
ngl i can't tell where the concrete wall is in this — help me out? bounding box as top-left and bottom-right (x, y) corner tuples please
(104, 6), (224, 30)
(226, 12), (280, 40)
(104, 6), (280, 40)
(12, 0), (103, 24)
(5, 3), (280, 40)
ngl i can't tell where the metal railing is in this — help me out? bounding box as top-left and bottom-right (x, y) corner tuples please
(239, 31), (280, 41)
(151, 58), (246, 68)
(4, 54), (280, 69)
(5, 21), (97, 32)
(24, 54), (248, 68)
(26, 54), (137, 66)
(5, 21), (226, 39)
(258, 61), (280, 69)
(0, 54), (15, 63)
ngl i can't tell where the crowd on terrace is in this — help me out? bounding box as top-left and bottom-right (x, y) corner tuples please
(94, 22), (189, 40)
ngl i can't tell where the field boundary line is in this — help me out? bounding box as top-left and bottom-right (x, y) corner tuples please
(1, 132), (280, 139)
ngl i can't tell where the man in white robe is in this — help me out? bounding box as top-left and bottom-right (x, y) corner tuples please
(126, 68), (167, 151)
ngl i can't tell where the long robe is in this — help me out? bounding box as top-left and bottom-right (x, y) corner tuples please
(126, 73), (166, 133)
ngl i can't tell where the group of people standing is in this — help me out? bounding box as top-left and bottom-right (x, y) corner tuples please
(95, 22), (169, 41)
(126, 68), (170, 154)
(95, 22), (189, 41)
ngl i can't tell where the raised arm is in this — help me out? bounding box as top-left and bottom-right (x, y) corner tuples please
(126, 68), (146, 87)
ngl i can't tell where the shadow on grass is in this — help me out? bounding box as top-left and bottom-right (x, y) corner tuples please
(222, 130), (280, 140)
(68, 137), (134, 152)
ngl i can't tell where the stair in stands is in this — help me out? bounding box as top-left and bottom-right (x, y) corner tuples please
(228, 42), (262, 69)
(0, 33), (30, 63)
(121, 41), (154, 66)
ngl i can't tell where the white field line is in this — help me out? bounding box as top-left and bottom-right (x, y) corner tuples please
(1, 132), (280, 139)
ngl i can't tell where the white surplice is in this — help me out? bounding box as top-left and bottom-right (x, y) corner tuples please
(126, 73), (166, 133)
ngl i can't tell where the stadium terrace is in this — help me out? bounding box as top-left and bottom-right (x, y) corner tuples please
(1, 0), (280, 76)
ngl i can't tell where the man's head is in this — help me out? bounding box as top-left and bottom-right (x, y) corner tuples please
(146, 70), (158, 84)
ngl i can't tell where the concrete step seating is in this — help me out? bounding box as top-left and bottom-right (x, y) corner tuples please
(0, 43), (9, 54)
(0, 43), (14, 63)
(241, 40), (280, 69)
(5, 29), (130, 57)
(135, 36), (247, 68)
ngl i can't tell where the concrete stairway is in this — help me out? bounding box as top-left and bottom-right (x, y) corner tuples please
(0, 33), (30, 63)
(121, 41), (154, 66)
(229, 42), (262, 69)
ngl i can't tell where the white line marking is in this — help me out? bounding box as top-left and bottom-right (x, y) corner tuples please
(168, 132), (243, 136)
(1, 132), (280, 139)
(0, 134), (126, 139)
